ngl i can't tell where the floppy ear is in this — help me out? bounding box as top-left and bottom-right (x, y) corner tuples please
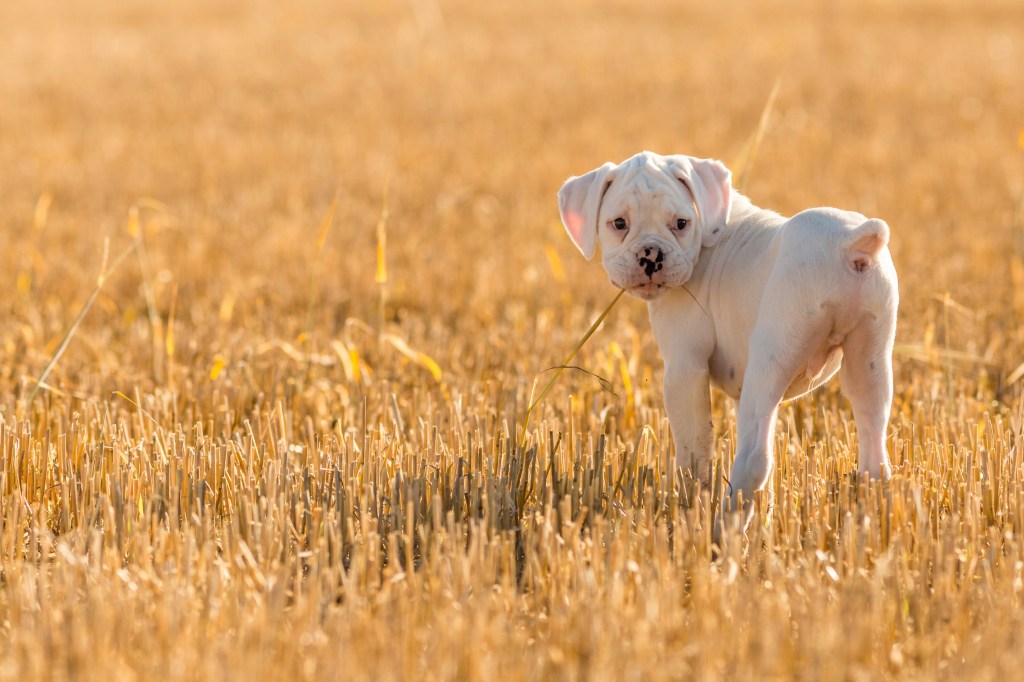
(558, 162), (616, 260)
(668, 157), (733, 247)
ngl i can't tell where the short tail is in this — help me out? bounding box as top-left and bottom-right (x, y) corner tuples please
(844, 218), (889, 272)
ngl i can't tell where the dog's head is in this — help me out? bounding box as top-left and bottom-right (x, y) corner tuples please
(558, 151), (732, 301)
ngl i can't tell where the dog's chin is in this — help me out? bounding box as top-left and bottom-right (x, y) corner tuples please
(616, 281), (671, 301)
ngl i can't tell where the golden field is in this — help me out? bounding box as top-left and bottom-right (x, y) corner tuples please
(1, 0), (1023, 679)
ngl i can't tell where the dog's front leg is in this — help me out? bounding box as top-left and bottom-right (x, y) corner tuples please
(663, 362), (714, 491)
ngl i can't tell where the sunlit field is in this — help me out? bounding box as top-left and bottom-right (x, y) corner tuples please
(1, 0), (1023, 679)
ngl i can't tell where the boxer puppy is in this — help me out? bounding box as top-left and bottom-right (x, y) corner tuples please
(559, 151), (898, 534)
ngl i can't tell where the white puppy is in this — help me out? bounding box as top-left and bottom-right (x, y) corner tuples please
(559, 151), (898, 531)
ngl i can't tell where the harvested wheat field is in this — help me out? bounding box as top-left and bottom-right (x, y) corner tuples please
(1, 0), (1023, 679)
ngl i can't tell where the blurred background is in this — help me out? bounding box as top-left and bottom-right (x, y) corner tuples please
(2, 2), (1024, 679)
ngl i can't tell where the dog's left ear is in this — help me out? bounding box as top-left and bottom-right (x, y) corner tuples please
(558, 162), (616, 260)
(667, 157), (733, 247)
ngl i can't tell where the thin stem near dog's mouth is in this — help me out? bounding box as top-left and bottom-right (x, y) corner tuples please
(613, 279), (706, 311)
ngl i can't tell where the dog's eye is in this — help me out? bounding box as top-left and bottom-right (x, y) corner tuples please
(612, 217), (628, 231)
(674, 218), (689, 231)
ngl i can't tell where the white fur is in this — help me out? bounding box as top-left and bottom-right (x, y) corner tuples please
(559, 151), (899, 535)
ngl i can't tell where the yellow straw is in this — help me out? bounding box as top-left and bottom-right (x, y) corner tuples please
(520, 288), (626, 446)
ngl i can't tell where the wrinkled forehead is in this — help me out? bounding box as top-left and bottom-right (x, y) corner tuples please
(602, 155), (695, 215)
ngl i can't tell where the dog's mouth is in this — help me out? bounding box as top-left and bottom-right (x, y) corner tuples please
(611, 279), (670, 301)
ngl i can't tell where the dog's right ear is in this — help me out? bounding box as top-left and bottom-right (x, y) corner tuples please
(666, 156), (732, 248)
(558, 162), (616, 260)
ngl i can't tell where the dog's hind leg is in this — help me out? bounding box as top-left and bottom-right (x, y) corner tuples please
(839, 308), (897, 479)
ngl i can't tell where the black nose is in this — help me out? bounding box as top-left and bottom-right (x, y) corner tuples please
(637, 247), (665, 278)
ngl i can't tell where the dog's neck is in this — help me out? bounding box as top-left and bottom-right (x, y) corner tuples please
(648, 190), (787, 313)
(725, 191), (786, 233)
(667, 191), (786, 301)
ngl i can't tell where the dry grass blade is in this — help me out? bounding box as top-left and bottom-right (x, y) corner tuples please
(1008, 362), (1024, 387)
(303, 191), (340, 358)
(32, 192), (52, 232)
(376, 181), (391, 352)
(111, 390), (160, 426)
(128, 203), (166, 380)
(520, 288), (626, 444)
(541, 365), (617, 396)
(24, 239), (135, 408)
(732, 78), (780, 193)
(894, 342), (1000, 368)
(384, 333), (443, 382)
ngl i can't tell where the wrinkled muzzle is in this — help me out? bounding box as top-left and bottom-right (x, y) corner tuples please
(604, 240), (695, 300)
